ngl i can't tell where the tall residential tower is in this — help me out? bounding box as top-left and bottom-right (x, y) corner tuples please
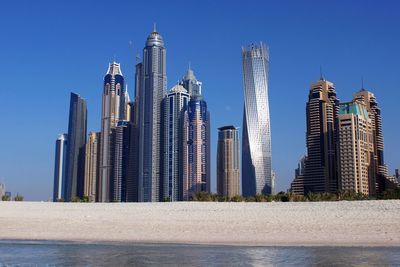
(137, 28), (167, 202)
(302, 78), (339, 194)
(163, 84), (189, 201)
(181, 69), (211, 200)
(217, 126), (240, 198)
(63, 93), (87, 201)
(83, 132), (100, 202)
(53, 133), (68, 201)
(338, 101), (373, 195)
(99, 62), (125, 202)
(241, 43), (273, 196)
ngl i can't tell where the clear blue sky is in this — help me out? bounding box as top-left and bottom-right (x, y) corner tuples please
(0, 0), (399, 201)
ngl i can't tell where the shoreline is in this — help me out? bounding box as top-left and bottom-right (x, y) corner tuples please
(1, 239), (400, 248)
(1, 201), (399, 247)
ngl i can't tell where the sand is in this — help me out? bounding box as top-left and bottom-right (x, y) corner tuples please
(0, 200), (399, 246)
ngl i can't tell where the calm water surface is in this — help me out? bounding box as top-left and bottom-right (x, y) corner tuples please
(0, 241), (399, 266)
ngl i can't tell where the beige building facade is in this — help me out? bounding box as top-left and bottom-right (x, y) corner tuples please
(217, 126), (240, 198)
(338, 101), (373, 195)
(84, 132), (100, 202)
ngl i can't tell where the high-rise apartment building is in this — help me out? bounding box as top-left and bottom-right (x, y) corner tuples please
(125, 63), (142, 202)
(53, 133), (68, 201)
(241, 43), (272, 196)
(302, 78), (339, 194)
(84, 132), (100, 202)
(180, 68), (202, 96)
(112, 121), (131, 202)
(353, 89), (386, 195)
(0, 183), (5, 200)
(290, 156), (307, 195)
(99, 62), (125, 202)
(137, 28), (167, 202)
(163, 85), (189, 201)
(181, 69), (210, 200)
(64, 93), (87, 201)
(338, 101), (373, 195)
(217, 126), (240, 198)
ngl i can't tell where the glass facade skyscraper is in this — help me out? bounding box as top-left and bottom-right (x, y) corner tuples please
(163, 85), (189, 201)
(64, 92), (87, 201)
(99, 62), (125, 202)
(53, 133), (68, 201)
(241, 43), (272, 196)
(181, 69), (210, 200)
(138, 29), (167, 202)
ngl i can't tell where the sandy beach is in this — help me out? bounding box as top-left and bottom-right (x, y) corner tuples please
(0, 201), (399, 246)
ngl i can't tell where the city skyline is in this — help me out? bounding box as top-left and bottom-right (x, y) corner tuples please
(1, 1), (399, 200)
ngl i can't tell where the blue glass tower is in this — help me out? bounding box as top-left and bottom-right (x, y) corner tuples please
(64, 92), (87, 201)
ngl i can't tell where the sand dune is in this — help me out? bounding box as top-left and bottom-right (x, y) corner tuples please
(0, 201), (399, 246)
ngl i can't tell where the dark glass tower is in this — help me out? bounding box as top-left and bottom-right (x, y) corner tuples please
(64, 92), (87, 201)
(137, 28), (167, 202)
(111, 120), (131, 202)
(163, 85), (189, 201)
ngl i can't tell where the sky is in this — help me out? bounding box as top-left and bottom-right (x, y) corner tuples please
(0, 0), (399, 201)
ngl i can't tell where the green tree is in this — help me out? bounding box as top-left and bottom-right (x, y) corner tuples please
(162, 197), (171, 202)
(14, 194), (24, 201)
(1, 195), (11, 201)
(230, 195), (244, 202)
(71, 196), (81, 202)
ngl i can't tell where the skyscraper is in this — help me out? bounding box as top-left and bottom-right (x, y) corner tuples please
(241, 43), (272, 196)
(302, 78), (339, 194)
(163, 84), (189, 201)
(125, 63), (142, 202)
(217, 126), (240, 198)
(338, 101), (373, 195)
(99, 62), (125, 202)
(84, 132), (100, 202)
(112, 121), (131, 202)
(64, 92), (87, 202)
(290, 156), (307, 195)
(353, 89), (386, 195)
(53, 133), (68, 201)
(0, 183), (6, 200)
(181, 69), (211, 200)
(137, 28), (167, 202)
(180, 67), (202, 96)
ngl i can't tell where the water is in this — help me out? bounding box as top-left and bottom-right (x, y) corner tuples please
(0, 241), (399, 266)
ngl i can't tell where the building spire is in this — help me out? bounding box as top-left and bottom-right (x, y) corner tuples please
(135, 51), (140, 64)
(361, 76), (364, 90)
(319, 65), (325, 81)
(153, 22), (157, 32)
(188, 61), (191, 71)
(125, 84), (130, 103)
